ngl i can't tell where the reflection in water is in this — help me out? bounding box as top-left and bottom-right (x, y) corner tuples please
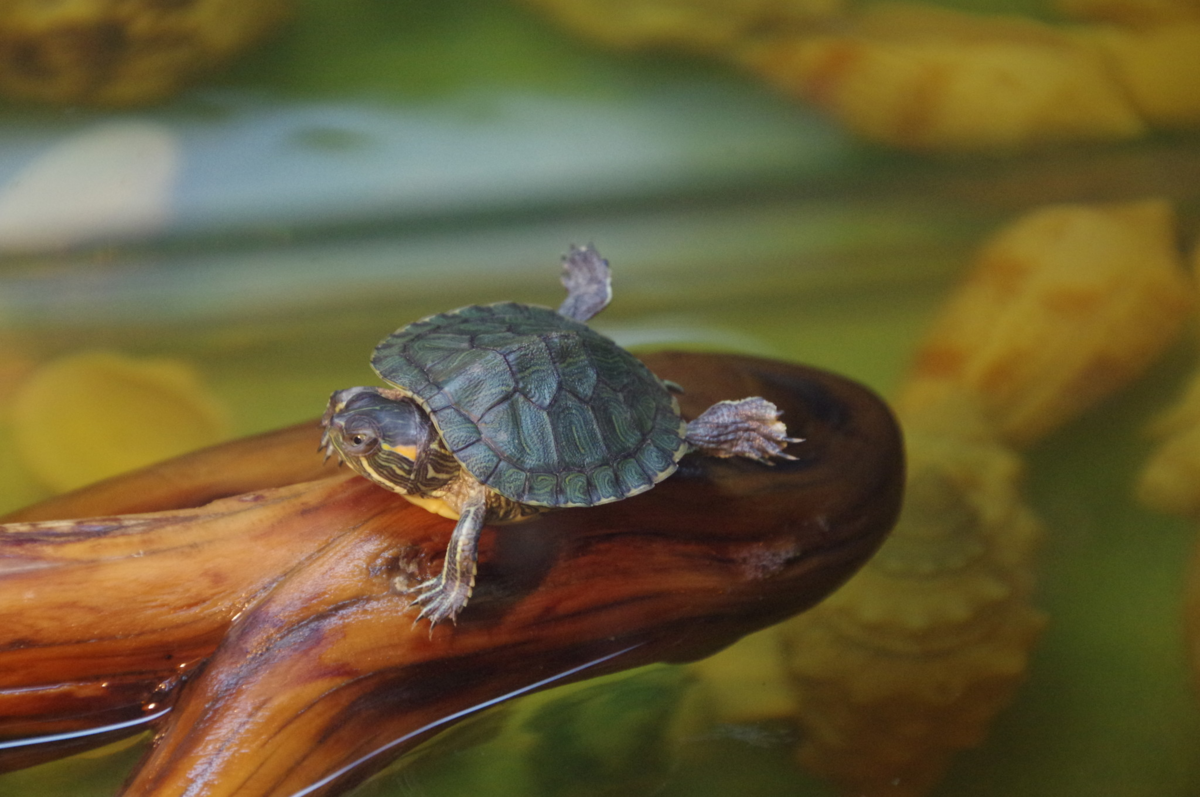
(0, 708), (169, 753)
(289, 645), (642, 797)
(0, 122), (178, 253)
(0, 189), (1195, 792)
(684, 199), (1195, 796)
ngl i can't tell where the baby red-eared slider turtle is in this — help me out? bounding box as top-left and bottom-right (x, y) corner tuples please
(322, 245), (798, 626)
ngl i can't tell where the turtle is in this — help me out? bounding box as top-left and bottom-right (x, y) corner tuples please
(321, 245), (799, 627)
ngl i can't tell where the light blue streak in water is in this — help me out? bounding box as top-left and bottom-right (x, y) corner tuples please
(287, 643), (643, 797)
(0, 85), (840, 242)
(0, 706), (171, 750)
(0, 644), (640, 788)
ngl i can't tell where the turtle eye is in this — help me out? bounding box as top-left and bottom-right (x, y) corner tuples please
(340, 416), (381, 456)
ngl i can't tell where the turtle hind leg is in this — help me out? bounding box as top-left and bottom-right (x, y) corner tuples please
(557, 244), (612, 323)
(684, 397), (801, 461)
(404, 490), (488, 629)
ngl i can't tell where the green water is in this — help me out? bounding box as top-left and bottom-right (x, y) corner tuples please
(3, 240), (1199, 796)
(1, 0), (1200, 793)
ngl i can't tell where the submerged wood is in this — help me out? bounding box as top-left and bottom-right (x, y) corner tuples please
(0, 352), (904, 797)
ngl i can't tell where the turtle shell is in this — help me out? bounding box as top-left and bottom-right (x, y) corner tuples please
(371, 302), (687, 508)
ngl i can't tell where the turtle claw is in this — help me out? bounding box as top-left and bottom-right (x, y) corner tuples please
(402, 574), (473, 629)
(399, 496), (486, 630)
(319, 433), (338, 464)
(684, 397), (802, 462)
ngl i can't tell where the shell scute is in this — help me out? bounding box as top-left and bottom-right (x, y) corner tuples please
(424, 347), (506, 385)
(615, 457), (653, 495)
(472, 331), (519, 349)
(590, 382), (645, 452)
(589, 465), (621, 503)
(371, 350), (426, 393)
(506, 338), (561, 410)
(446, 303), (509, 328)
(423, 391), (453, 413)
(415, 381), (442, 401)
(482, 301), (529, 318)
(456, 440), (500, 478)
(481, 392), (560, 473)
(561, 472), (589, 505)
(550, 392), (608, 470)
(636, 439), (676, 477)
(435, 357), (515, 419)
(585, 334), (637, 389)
(545, 332), (598, 401)
(632, 392), (660, 432)
(526, 472), (559, 505)
(411, 333), (472, 357)
(434, 406), (483, 451)
(652, 422), (686, 453)
(491, 460), (529, 499)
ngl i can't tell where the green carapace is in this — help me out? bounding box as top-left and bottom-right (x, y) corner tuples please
(322, 245), (798, 627)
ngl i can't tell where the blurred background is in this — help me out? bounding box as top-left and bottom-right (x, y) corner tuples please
(0, 0), (1198, 794)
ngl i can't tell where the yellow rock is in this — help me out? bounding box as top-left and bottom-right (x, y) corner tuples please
(518, 0), (843, 51)
(11, 350), (230, 492)
(0, 346), (35, 417)
(1056, 0), (1200, 25)
(1072, 23), (1200, 128)
(737, 2), (1146, 150)
(0, 0), (291, 106)
(1138, 403), (1200, 518)
(896, 199), (1193, 446)
(1138, 239), (1200, 518)
(777, 393), (1045, 797)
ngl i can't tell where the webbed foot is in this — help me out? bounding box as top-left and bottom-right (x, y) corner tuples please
(684, 397), (801, 461)
(558, 244), (612, 323)
(403, 572), (475, 627)
(401, 491), (487, 629)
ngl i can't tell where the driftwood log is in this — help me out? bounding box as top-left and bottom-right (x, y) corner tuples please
(0, 352), (904, 797)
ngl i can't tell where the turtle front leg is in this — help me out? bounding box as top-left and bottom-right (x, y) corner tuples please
(405, 485), (489, 627)
(557, 244), (612, 323)
(685, 397), (801, 461)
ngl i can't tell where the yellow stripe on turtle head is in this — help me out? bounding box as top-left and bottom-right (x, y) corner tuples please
(382, 443), (418, 461)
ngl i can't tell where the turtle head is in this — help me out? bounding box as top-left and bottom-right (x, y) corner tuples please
(321, 387), (455, 495)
